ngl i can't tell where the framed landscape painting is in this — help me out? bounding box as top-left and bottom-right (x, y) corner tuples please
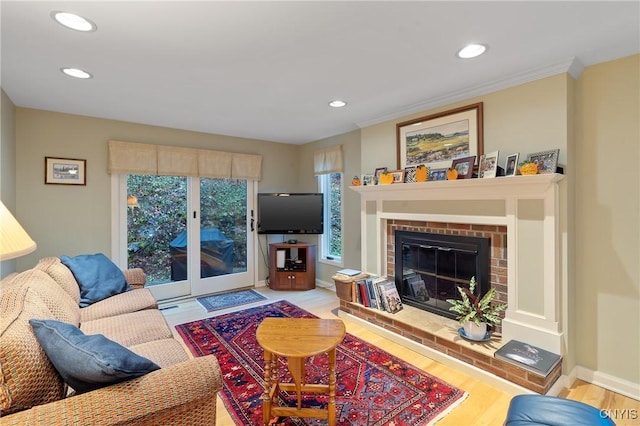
(396, 102), (483, 171)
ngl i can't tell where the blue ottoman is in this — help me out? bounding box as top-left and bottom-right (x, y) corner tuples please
(505, 395), (615, 425)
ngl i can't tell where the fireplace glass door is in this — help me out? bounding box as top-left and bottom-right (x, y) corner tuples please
(394, 231), (489, 319)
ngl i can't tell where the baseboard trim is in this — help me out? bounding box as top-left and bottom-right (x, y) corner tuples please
(315, 279), (334, 289)
(575, 366), (640, 401)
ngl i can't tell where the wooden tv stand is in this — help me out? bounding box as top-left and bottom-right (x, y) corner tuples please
(268, 242), (316, 290)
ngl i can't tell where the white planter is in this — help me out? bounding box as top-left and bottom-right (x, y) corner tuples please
(463, 321), (488, 340)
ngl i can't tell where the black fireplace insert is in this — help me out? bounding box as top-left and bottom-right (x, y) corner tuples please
(394, 230), (490, 320)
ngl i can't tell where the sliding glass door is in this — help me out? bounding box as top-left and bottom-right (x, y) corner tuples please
(191, 177), (252, 295)
(115, 174), (255, 300)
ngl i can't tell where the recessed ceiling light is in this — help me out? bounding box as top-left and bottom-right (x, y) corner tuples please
(61, 68), (93, 79)
(329, 100), (347, 108)
(52, 11), (97, 32)
(457, 44), (487, 59)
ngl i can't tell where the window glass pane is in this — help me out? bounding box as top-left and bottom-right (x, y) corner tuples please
(127, 175), (187, 284)
(321, 173), (342, 260)
(199, 178), (248, 277)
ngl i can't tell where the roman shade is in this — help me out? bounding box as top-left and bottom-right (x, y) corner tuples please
(108, 140), (262, 180)
(197, 149), (232, 178)
(107, 141), (157, 175)
(313, 145), (343, 175)
(157, 146), (198, 177)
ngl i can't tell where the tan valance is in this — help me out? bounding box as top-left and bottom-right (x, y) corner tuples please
(108, 140), (157, 175)
(108, 140), (262, 180)
(232, 153), (262, 180)
(157, 146), (198, 177)
(313, 145), (343, 175)
(198, 149), (232, 178)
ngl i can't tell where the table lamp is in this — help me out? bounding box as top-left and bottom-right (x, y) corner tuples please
(0, 201), (37, 260)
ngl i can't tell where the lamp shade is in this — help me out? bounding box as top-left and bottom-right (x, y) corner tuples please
(0, 201), (36, 261)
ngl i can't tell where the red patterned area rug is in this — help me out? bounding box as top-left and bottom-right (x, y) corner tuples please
(175, 300), (467, 425)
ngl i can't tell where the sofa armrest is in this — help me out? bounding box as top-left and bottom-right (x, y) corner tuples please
(123, 268), (146, 289)
(1, 355), (222, 425)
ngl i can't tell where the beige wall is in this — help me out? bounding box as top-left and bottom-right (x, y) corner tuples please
(361, 74), (570, 175)
(1, 90), (18, 278)
(14, 109), (300, 283)
(575, 55), (639, 384)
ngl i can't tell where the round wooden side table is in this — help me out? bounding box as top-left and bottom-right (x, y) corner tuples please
(256, 318), (346, 426)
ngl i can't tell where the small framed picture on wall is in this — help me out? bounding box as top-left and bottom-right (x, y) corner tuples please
(45, 157), (86, 185)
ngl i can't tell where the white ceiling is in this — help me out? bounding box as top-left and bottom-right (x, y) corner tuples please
(2, 1), (639, 145)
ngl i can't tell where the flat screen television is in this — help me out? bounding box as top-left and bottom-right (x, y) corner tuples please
(257, 193), (324, 234)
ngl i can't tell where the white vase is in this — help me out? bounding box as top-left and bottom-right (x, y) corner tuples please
(463, 321), (488, 340)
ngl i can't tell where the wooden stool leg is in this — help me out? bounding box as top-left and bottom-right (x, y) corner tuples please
(261, 350), (273, 426)
(328, 348), (337, 426)
(287, 356), (305, 410)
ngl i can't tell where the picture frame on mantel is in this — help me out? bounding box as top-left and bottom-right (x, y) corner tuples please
(505, 153), (519, 176)
(396, 102), (483, 171)
(526, 149), (560, 174)
(45, 157), (86, 185)
(374, 167), (387, 185)
(481, 150), (500, 179)
(451, 155), (476, 179)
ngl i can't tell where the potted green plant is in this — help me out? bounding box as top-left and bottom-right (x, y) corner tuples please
(446, 277), (507, 340)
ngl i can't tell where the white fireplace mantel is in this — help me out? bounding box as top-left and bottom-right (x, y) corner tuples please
(351, 173), (565, 201)
(351, 173), (567, 355)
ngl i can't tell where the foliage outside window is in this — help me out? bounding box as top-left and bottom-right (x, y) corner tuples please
(127, 175), (247, 283)
(320, 172), (342, 261)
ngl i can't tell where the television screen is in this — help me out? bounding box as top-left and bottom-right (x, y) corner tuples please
(257, 193), (324, 234)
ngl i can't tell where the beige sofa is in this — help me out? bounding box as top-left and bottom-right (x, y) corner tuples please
(0, 257), (222, 425)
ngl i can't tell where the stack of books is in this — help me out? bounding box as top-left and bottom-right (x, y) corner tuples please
(354, 276), (403, 314)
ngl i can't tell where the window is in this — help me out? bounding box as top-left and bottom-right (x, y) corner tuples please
(319, 172), (342, 263)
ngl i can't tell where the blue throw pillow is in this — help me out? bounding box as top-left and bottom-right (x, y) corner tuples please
(61, 253), (131, 307)
(29, 319), (160, 394)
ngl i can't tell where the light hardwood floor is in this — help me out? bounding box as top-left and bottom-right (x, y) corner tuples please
(161, 286), (639, 425)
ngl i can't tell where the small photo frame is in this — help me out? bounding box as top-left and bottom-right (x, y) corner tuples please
(362, 174), (374, 186)
(389, 170), (405, 183)
(481, 150), (499, 179)
(404, 166), (417, 183)
(45, 157), (86, 185)
(374, 167), (388, 185)
(526, 149), (559, 174)
(451, 155), (476, 179)
(478, 155), (486, 178)
(505, 153), (519, 176)
(429, 168), (447, 181)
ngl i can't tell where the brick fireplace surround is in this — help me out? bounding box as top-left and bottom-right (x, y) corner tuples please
(339, 174), (567, 395)
(387, 219), (508, 333)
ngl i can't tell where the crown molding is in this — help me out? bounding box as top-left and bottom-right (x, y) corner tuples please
(355, 57), (582, 129)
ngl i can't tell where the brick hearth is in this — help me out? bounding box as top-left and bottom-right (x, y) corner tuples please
(339, 299), (562, 394)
